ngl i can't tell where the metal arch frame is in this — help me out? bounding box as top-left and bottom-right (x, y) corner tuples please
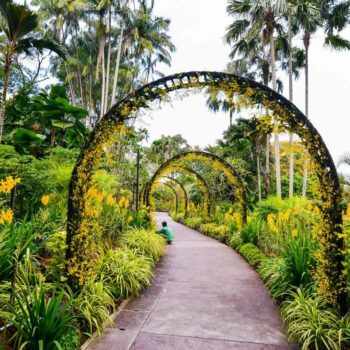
(172, 166), (211, 217)
(160, 176), (188, 217)
(152, 181), (179, 212)
(145, 164), (211, 217)
(66, 71), (344, 308)
(146, 151), (246, 223)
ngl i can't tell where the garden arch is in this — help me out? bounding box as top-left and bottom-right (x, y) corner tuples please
(146, 151), (246, 224)
(144, 163), (211, 217)
(152, 181), (179, 212)
(66, 71), (344, 308)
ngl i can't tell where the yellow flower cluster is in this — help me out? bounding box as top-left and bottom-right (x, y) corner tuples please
(0, 208), (13, 224)
(118, 195), (130, 208)
(41, 195), (50, 206)
(0, 176), (20, 194)
(267, 213), (278, 233)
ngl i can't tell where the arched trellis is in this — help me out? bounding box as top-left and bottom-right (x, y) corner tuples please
(144, 163), (211, 217)
(66, 71), (344, 308)
(140, 177), (189, 215)
(174, 165), (211, 217)
(153, 181), (179, 212)
(146, 151), (246, 225)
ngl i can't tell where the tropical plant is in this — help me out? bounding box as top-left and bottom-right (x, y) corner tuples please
(282, 288), (347, 350)
(0, 0), (66, 142)
(2, 278), (76, 350)
(74, 277), (115, 335)
(98, 247), (153, 299)
(117, 228), (165, 264)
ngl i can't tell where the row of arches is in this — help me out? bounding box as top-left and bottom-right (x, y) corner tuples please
(65, 71), (344, 308)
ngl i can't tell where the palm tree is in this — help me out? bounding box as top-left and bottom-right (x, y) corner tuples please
(0, 0), (66, 143)
(291, 1), (322, 196)
(206, 89), (240, 127)
(226, 0), (287, 198)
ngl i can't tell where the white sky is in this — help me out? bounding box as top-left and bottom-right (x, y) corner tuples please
(137, 0), (350, 172)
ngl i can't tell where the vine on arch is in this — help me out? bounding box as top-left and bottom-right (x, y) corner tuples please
(66, 71), (344, 308)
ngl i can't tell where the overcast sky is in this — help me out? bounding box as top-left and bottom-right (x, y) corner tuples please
(136, 0), (350, 171)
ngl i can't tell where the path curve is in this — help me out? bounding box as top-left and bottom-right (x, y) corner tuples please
(90, 212), (292, 350)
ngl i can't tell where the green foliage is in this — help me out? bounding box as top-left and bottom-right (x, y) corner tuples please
(74, 277), (115, 336)
(239, 243), (266, 268)
(282, 288), (350, 350)
(58, 327), (80, 350)
(199, 223), (230, 242)
(258, 258), (290, 299)
(241, 220), (258, 245)
(281, 232), (316, 288)
(183, 216), (203, 230)
(169, 211), (185, 222)
(117, 228), (165, 265)
(0, 219), (36, 282)
(227, 231), (243, 250)
(43, 231), (67, 282)
(2, 278), (76, 350)
(98, 247), (153, 299)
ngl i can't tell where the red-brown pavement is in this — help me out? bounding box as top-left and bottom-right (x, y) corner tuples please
(89, 212), (293, 350)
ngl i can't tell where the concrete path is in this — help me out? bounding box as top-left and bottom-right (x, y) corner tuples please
(89, 212), (292, 350)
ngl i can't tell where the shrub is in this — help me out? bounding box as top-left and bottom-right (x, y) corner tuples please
(282, 288), (348, 350)
(183, 217), (203, 230)
(117, 228), (165, 265)
(227, 231), (243, 250)
(98, 247), (153, 299)
(170, 211), (185, 222)
(58, 327), (80, 350)
(281, 232), (316, 288)
(3, 279), (76, 350)
(241, 220), (258, 245)
(74, 277), (115, 336)
(199, 223), (230, 242)
(239, 243), (266, 268)
(258, 258), (290, 299)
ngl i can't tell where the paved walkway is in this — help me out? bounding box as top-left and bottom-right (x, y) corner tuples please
(89, 212), (292, 350)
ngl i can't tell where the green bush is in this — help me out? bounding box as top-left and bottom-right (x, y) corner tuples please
(227, 231), (243, 250)
(117, 228), (165, 265)
(183, 216), (203, 230)
(281, 232), (316, 288)
(258, 258), (290, 299)
(98, 247), (153, 299)
(239, 243), (266, 268)
(59, 327), (80, 350)
(282, 288), (350, 350)
(74, 277), (115, 336)
(199, 223), (230, 242)
(3, 279), (76, 350)
(241, 220), (258, 245)
(170, 211), (185, 222)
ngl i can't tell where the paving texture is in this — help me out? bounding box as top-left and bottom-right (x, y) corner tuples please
(89, 212), (292, 350)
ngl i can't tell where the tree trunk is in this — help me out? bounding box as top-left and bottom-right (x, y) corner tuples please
(288, 14), (294, 198)
(100, 49), (106, 120)
(265, 134), (270, 198)
(262, 62), (270, 198)
(50, 129), (55, 148)
(257, 141), (262, 202)
(302, 31), (311, 195)
(111, 26), (124, 107)
(104, 9), (112, 114)
(229, 109), (233, 127)
(302, 154), (309, 197)
(0, 56), (11, 144)
(269, 29), (281, 198)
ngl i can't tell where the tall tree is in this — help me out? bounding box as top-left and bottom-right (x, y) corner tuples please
(226, 0), (287, 198)
(0, 0), (66, 143)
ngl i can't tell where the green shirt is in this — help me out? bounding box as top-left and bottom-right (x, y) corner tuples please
(158, 226), (174, 242)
